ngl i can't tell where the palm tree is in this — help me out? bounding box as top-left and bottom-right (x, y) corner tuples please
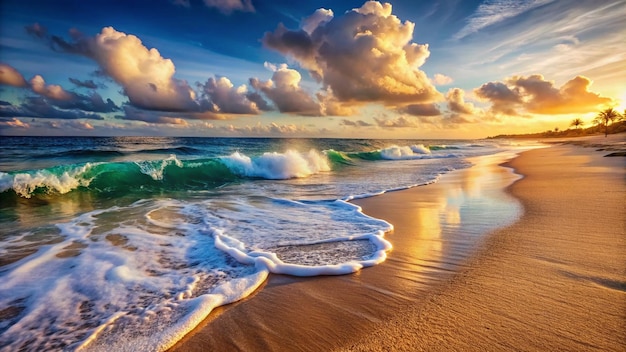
(594, 108), (619, 137)
(570, 118), (584, 130)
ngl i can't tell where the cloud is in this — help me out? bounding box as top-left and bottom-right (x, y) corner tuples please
(199, 76), (262, 115)
(2, 66), (120, 113)
(454, 0), (553, 40)
(374, 115), (419, 128)
(245, 91), (273, 112)
(445, 88), (478, 115)
(0, 117), (30, 129)
(216, 122), (310, 136)
(30, 75), (75, 101)
(0, 97), (106, 120)
(474, 81), (522, 115)
(475, 74), (613, 115)
(431, 73), (453, 86)
(340, 119), (373, 127)
(203, 0), (254, 14)
(0, 63), (28, 87)
(40, 26), (198, 112)
(399, 103), (441, 116)
(116, 105), (189, 125)
(69, 78), (100, 89)
(250, 67), (322, 116)
(262, 1), (442, 105)
(508, 74), (613, 114)
(25, 23), (47, 39)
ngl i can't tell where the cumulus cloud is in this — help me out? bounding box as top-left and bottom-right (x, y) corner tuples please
(445, 88), (478, 115)
(38, 26), (198, 112)
(262, 1), (442, 105)
(199, 76), (261, 115)
(30, 75), (75, 101)
(250, 67), (322, 116)
(374, 115), (419, 128)
(431, 73), (453, 86)
(0, 63), (28, 87)
(203, 0), (254, 14)
(399, 103), (441, 116)
(475, 74), (613, 115)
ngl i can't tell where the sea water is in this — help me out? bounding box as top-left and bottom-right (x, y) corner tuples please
(0, 137), (518, 351)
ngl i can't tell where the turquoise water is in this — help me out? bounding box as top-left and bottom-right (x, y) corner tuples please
(0, 136), (511, 351)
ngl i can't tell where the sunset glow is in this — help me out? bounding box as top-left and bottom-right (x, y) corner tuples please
(1, 0), (624, 138)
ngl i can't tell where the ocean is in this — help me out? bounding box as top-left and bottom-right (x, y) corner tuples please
(0, 136), (522, 351)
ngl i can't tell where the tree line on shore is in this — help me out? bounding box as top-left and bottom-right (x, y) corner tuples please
(489, 108), (626, 139)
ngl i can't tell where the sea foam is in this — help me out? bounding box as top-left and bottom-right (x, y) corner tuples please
(220, 149), (331, 179)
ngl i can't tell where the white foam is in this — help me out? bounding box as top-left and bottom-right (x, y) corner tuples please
(134, 154), (183, 181)
(1, 164), (95, 198)
(220, 149), (330, 179)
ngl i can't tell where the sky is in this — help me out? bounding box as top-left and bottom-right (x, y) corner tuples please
(0, 0), (624, 139)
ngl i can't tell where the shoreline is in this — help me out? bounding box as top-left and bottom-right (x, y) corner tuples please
(171, 135), (625, 351)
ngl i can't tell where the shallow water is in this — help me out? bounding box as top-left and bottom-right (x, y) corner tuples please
(0, 137), (533, 351)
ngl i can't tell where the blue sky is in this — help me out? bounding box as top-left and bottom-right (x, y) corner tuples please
(0, 0), (624, 138)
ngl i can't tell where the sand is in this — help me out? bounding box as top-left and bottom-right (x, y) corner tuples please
(170, 135), (625, 352)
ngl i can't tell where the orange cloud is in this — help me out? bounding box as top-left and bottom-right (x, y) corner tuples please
(29, 75), (74, 101)
(0, 117), (30, 129)
(475, 74), (613, 116)
(446, 88), (477, 115)
(45, 26), (197, 112)
(509, 74), (613, 114)
(262, 1), (441, 105)
(0, 63), (28, 87)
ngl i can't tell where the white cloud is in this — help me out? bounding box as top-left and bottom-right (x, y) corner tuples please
(454, 0), (554, 40)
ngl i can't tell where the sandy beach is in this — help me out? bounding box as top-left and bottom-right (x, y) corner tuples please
(171, 135), (625, 352)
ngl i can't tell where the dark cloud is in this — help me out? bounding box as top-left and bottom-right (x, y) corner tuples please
(0, 97), (105, 120)
(25, 23), (47, 39)
(69, 78), (100, 89)
(400, 103), (441, 116)
(340, 119), (373, 127)
(245, 91), (273, 111)
(115, 105), (188, 125)
(474, 81), (522, 115)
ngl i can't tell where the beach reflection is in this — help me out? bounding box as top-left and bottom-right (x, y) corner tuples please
(355, 152), (522, 291)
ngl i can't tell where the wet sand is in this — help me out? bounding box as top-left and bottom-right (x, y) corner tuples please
(171, 135), (625, 351)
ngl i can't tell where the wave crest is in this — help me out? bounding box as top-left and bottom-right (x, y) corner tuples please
(220, 149), (330, 179)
